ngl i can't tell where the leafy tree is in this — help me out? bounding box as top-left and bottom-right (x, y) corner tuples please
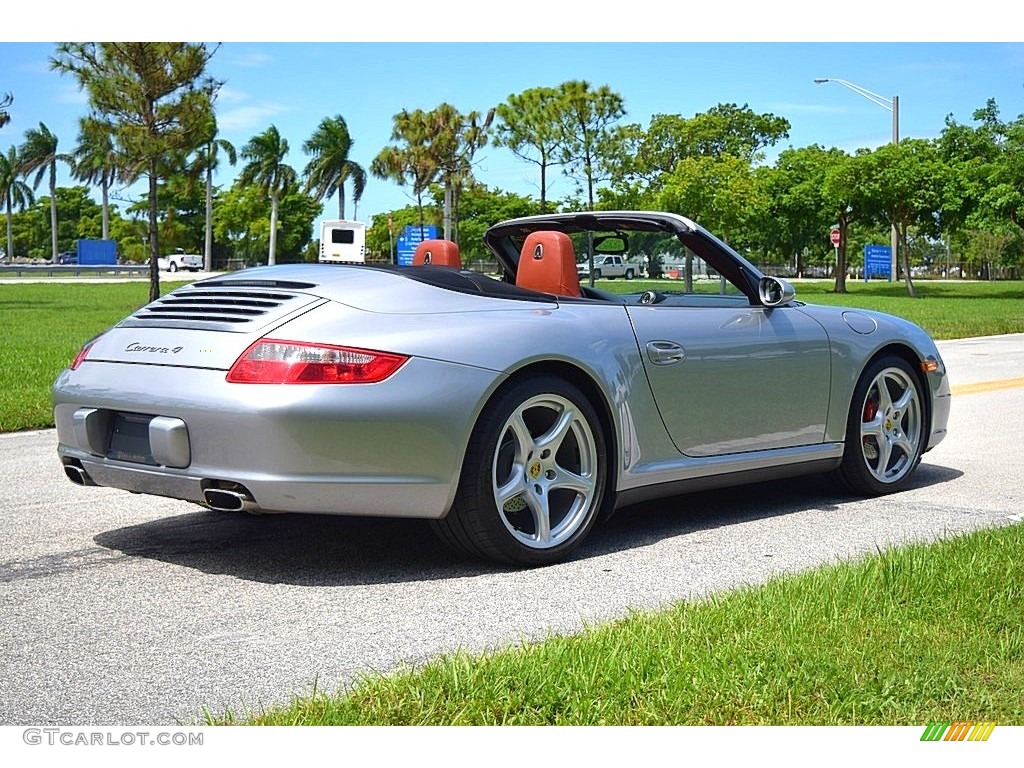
(656, 154), (767, 292)
(214, 179), (319, 265)
(54, 186), (105, 244)
(615, 105), (791, 191)
(820, 151), (867, 293)
(124, 171), (206, 254)
(431, 182), (537, 261)
(938, 100), (1024, 273)
(52, 42), (220, 300)
(678, 103), (790, 162)
(18, 122), (70, 262)
(849, 140), (949, 297)
(8, 200), (48, 258)
(657, 154), (767, 247)
(71, 117), (119, 240)
(556, 80), (625, 211)
(0, 145), (34, 259)
(6, 186), (106, 258)
(364, 205), (440, 263)
(109, 213), (149, 262)
(238, 125), (297, 266)
(764, 145), (849, 279)
(494, 86), (565, 213)
(303, 114), (366, 220)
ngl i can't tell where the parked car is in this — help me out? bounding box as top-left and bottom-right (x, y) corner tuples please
(577, 254), (636, 280)
(53, 211), (950, 566)
(158, 249), (203, 272)
(56, 251), (77, 265)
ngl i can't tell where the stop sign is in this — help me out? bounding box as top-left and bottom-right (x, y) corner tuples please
(830, 229), (841, 246)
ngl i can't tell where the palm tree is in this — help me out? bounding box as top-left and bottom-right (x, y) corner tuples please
(192, 115), (236, 270)
(371, 105), (492, 242)
(19, 122), (70, 262)
(371, 111), (440, 237)
(302, 115), (366, 221)
(72, 118), (119, 240)
(0, 145), (34, 260)
(238, 125), (296, 266)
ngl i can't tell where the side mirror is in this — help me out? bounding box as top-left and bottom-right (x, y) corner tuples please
(758, 276), (796, 307)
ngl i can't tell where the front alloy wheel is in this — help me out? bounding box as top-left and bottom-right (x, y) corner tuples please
(837, 356), (926, 494)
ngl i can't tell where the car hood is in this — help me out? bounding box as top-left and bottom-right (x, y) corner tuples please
(794, 301), (942, 360)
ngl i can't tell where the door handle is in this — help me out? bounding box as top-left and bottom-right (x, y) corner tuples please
(646, 341), (685, 365)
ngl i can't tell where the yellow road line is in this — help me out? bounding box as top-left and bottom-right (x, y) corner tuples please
(951, 377), (1024, 396)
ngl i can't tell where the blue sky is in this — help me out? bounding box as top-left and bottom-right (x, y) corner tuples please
(2, 22), (1023, 228)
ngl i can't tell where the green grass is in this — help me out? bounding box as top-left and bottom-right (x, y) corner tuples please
(223, 524), (1024, 725)
(2, 279), (1023, 433)
(0, 281), (190, 432)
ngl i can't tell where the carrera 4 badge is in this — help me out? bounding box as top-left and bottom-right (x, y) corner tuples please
(124, 342), (183, 354)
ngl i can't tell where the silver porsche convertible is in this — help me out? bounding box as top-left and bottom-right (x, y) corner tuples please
(53, 211), (950, 565)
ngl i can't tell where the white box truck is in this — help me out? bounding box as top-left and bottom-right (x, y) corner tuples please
(319, 220), (366, 263)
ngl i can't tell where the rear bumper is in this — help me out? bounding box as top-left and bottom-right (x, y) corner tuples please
(58, 446), (456, 518)
(53, 357), (501, 519)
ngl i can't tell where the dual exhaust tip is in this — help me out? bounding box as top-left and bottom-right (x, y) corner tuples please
(202, 486), (257, 513)
(64, 463), (95, 486)
(62, 460), (256, 513)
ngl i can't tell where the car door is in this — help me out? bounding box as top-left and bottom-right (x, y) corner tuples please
(626, 295), (831, 458)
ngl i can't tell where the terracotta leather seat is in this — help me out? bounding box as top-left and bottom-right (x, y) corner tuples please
(516, 231), (582, 298)
(412, 239), (462, 268)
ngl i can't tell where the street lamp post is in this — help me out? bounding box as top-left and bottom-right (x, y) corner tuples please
(814, 77), (900, 282)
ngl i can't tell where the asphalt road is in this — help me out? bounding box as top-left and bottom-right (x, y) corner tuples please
(1, 334), (1022, 725)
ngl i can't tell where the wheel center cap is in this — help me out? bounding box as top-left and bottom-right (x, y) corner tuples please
(528, 460), (543, 480)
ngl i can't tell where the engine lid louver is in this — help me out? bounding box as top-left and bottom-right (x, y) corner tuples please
(121, 284), (323, 332)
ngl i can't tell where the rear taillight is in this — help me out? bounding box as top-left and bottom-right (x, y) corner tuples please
(70, 336), (102, 370)
(226, 339), (408, 384)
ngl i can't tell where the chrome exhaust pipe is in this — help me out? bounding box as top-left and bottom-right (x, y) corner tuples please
(203, 487), (257, 513)
(63, 463), (95, 486)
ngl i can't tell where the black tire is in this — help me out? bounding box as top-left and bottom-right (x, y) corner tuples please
(167, 261), (178, 273)
(835, 355), (926, 495)
(625, 269), (635, 280)
(432, 375), (610, 566)
(593, 269), (602, 280)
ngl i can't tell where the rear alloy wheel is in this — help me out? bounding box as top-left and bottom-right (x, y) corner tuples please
(167, 261), (178, 273)
(836, 356), (925, 495)
(625, 268), (635, 280)
(432, 375), (608, 565)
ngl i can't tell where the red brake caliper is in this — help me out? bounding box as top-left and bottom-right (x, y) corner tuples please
(863, 399), (878, 422)
(862, 398), (880, 461)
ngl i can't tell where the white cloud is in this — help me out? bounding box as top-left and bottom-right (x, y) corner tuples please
(217, 103), (291, 131)
(214, 84), (248, 104)
(228, 51), (272, 68)
(52, 85), (89, 105)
